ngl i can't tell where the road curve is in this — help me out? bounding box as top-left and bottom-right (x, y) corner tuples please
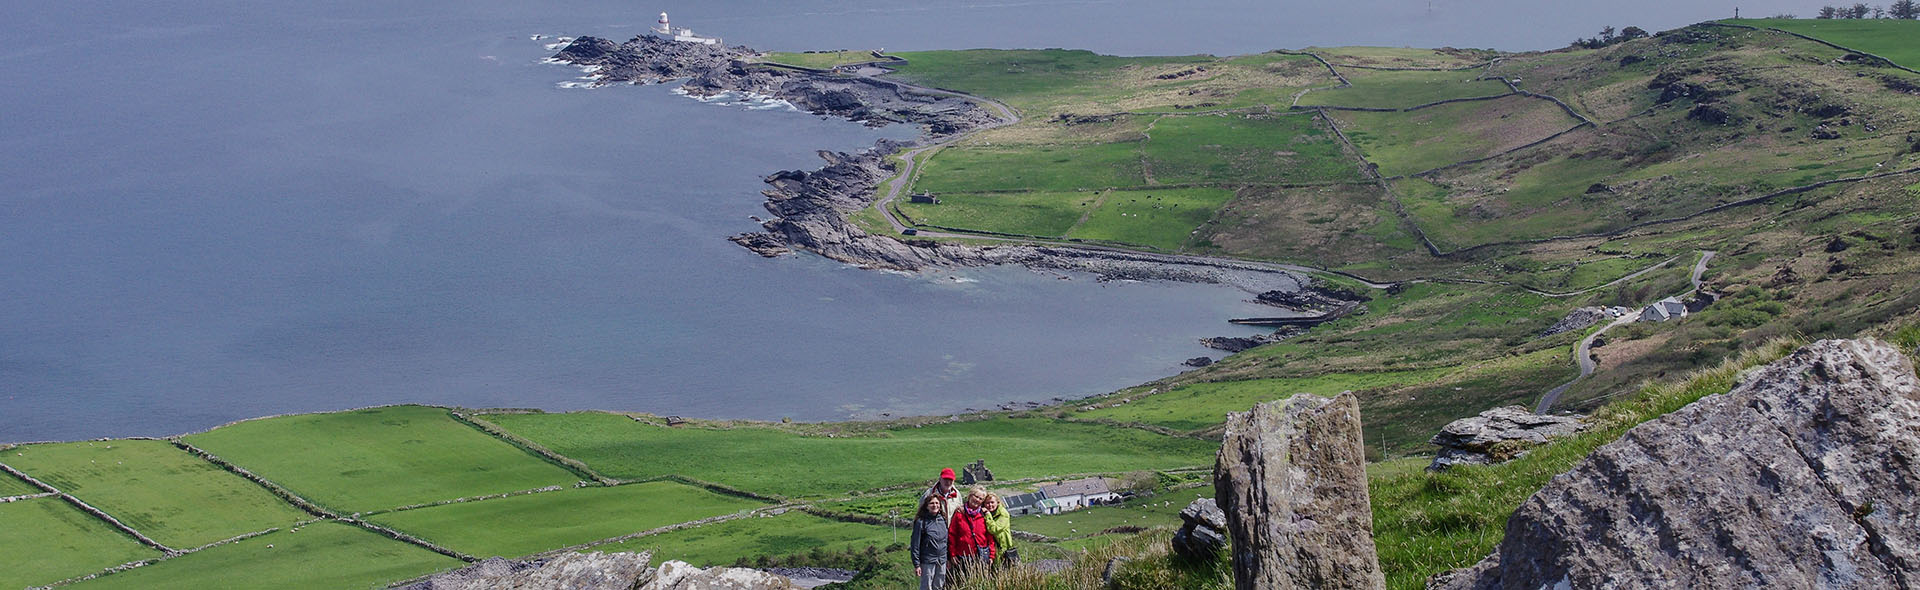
(1534, 250), (1715, 413)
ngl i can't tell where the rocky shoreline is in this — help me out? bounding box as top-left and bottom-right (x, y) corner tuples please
(550, 35), (1309, 295)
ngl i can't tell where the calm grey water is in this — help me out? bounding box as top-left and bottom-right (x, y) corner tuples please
(1, 0), (1781, 441)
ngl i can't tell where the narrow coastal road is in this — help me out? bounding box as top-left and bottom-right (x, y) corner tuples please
(1534, 250), (1715, 413)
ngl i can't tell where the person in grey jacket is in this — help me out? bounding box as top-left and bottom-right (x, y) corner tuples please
(909, 493), (950, 590)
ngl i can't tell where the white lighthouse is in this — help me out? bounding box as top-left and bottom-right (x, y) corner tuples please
(650, 11), (721, 45)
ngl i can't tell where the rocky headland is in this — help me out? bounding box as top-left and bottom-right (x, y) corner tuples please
(550, 35), (1308, 294)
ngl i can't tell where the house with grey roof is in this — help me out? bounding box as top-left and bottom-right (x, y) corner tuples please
(1640, 296), (1689, 322)
(1037, 477), (1120, 513)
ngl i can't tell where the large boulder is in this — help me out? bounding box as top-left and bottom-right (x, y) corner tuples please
(399, 552), (655, 590)
(1426, 406), (1584, 471)
(1435, 339), (1920, 589)
(1170, 497), (1228, 559)
(397, 552), (797, 590)
(1215, 393), (1384, 590)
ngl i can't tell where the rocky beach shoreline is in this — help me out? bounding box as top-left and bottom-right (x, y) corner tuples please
(550, 35), (1309, 296)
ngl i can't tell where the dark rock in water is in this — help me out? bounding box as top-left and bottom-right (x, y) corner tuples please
(1254, 285), (1369, 312)
(1216, 393), (1384, 590)
(1433, 339), (1920, 590)
(1426, 406), (1584, 472)
(1200, 328), (1301, 353)
(1171, 498), (1229, 560)
(1183, 357), (1214, 368)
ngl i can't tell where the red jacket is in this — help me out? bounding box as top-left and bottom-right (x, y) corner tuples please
(949, 507), (996, 561)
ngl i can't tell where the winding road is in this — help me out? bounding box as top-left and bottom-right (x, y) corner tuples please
(1534, 250), (1716, 413)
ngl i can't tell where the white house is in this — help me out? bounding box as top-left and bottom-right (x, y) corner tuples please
(1640, 296), (1689, 322)
(1037, 477), (1121, 513)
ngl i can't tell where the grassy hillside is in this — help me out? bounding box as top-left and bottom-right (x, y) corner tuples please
(1727, 18), (1920, 67)
(7, 19), (1920, 590)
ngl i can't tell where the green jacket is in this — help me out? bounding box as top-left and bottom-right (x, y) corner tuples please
(984, 502), (1013, 552)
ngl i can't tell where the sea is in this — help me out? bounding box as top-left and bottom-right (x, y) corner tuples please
(0, 0), (1775, 441)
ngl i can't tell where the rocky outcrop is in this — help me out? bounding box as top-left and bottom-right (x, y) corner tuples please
(553, 36), (749, 85)
(1201, 328), (1303, 353)
(1538, 306), (1608, 338)
(1170, 497), (1228, 560)
(1425, 406), (1584, 472)
(1435, 339), (1920, 590)
(398, 552), (796, 590)
(652, 560), (798, 590)
(1215, 393), (1384, 590)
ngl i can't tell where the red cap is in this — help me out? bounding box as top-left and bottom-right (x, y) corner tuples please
(940, 468), (956, 480)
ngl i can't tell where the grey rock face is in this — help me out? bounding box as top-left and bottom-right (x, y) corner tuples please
(1171, 497), (1228, 559)
(1215, 393), (1384, 590)
(1539, 306), (1608, 338)
(650, 560), (798, 590)
(1426, 405), (1584, 471)
(399, 552), (655, 590)
(1436, 339), (1920, 590)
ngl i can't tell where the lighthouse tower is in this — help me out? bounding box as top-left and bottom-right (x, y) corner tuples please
(655, 12), (671, 35)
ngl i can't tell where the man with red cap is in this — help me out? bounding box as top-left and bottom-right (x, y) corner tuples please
(919, 468), (962, 520)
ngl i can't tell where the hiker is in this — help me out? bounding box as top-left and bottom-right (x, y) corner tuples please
(920, 467), (962, 520)
(949, 487), (996, 579)
(909, 493), (950, 590)
(981, 491), (1016, 566)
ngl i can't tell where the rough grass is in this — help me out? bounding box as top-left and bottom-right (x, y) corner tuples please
(0, 467), (40, 496)
(1729, 18), (1920, 68)
(1074, 369), (1451, 432)
(4, 439), (309, 548)
(183, 405), (581, 514)
(1368, 337), (1802, 589)
(895, 190), (1100, 237)
(886, 49), (1213, 114)
(1332, 95), (1581, 177)
(592, 512), (893, 567)
(950, 529), (1228, 590)
(758, 50), (874, 69)
(480, 413), (1218, 499)
(1012, 487), (1210, 539)
(62, 521), (462, 590)
(1141, 113), (1361, 184)
(1311, 46), (1500, 69)
(370, 481), (765, 559)
(1066, 187), (1234, 251)
(0, 497), (161, 588)
(1191, 183), (1412, 268)
(1298, 69), (1511, 109)
(913, 141), (1146, 193)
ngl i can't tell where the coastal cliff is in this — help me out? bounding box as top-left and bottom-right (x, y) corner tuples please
(550, 36), (1307, 293)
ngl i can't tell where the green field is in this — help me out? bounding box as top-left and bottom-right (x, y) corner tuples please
(481, 414), (1219, 498)
(1729, 18), (1920, 68)
(759, 50), (875, 69)
(0, 497), (162, 588)
(913, 141), (1146, 193)
(1014, 487), (1211, 539)
(1141, 113), (1360, 184)
(1298, 69), (1511, 109)
(371, 482), (765, 559)
(896, 190), (1100, 236)
(1333, 95), (1580, 177)
(0, 468), (40, 496)
(1075, 369), (1453, 431)
(184, 406), (582, 513)
(5, 440), (310, 548)
(887, 49), (1215, 112)
(1066, 187), (1235, 251)
(63, 521), (462, 590)
(594, 512), (894, 566)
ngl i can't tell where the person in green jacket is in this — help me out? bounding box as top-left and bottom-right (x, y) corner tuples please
(978, 488), (1015, 565)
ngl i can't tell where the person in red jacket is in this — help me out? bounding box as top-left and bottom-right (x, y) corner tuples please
(948, 487), (997, 580)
